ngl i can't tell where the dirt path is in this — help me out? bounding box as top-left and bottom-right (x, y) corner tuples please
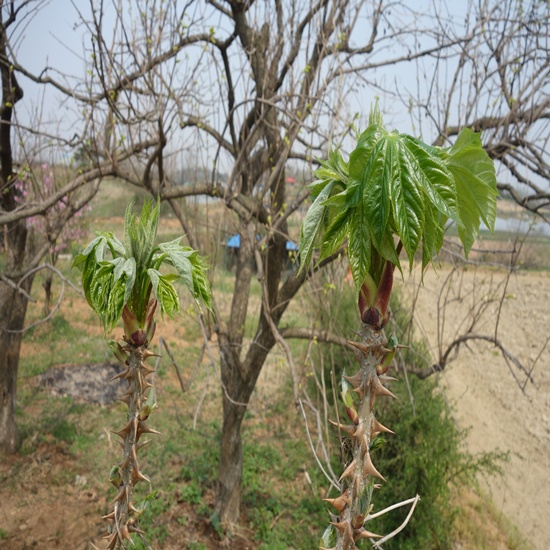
(399, 265), (550, 550)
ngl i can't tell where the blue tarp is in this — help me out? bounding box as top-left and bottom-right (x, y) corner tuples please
(226, 234), (298, 251)
(226, 234), (241, 248)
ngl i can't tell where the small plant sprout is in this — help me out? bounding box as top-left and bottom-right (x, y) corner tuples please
(299, 105), (498, 549)
(73, 199), (212, 549)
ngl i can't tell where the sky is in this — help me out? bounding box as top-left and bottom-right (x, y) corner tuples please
(10, 0), (548, 217)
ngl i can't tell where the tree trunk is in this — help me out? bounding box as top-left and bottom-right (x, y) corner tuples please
(215, 391), (248, 524)
(214, 221), (302, 523)
(0, 250), (33, 454)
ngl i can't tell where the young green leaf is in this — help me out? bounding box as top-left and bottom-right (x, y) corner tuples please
(74, 199), (212, 332)
(298, 107), (498, 290)
(445, 128), (498, 256)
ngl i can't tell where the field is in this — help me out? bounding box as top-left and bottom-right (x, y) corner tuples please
(0, 183), (548, 549)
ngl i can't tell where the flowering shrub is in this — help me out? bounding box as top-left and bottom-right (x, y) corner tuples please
(13, 163), (90, 258)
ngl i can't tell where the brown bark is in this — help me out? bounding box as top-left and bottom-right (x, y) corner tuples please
(0, 221), (33, 454)
(215, 382), (247, 523)
(0, 5), (28, 454)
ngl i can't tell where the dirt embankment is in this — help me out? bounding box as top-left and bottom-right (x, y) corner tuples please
(399, 265), (550, 550)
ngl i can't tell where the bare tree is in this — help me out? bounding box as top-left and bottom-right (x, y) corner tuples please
(65, 0), (550, 526)
(0, 1), (105, 453)
(0, 0), (168, 453)
(410, 0), (550, 217)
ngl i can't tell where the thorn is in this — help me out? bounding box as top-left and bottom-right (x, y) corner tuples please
(119, 452), (131, 470)
(142, 349), (160, 359)
(343, 370), (363, 388)
(352, 512), (367, 530)
(347, 340), (371, 357)
(371, 375), (397, 400)
(339, 459), (357, 481)
(130, 443), (139, 468)
(121, 524), (134, 544)
(352, 383), (365, 400)
(132, 467), (151, 485)
(128, 525), (146, 534)
(379, 374), (397, 382)
(116, 391), (132, 405)
(109, 368), (131, 382)
(329, 420), (357, 436)
(329, 520), (353, 536)
(137, 421), (161, 437)
(369, 375), (398, 410)
(111, 485), (126, 504)
(102, 511), (116, 520)
(371, 417), (394, 438)
(323, 492), (350, 513)
(354, 527), (382, 540)
(362, 450), (386, 482)
(140, 364), (156, 376)
(112, 419), (133, 440)
(353, 422), (365, 442)
(136, 439), (152, 451)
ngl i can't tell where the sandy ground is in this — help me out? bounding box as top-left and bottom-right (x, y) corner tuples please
(398, 265), (550, 550)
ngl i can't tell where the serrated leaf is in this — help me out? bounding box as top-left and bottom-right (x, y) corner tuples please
(400, 134), (459, 223)
(298, 180), (339, 272)
(357, 483), (374, 515)
(421, 205), (445, 271)
(445, 129), (498, 257)
(348, 203), (372, 293)
(96, 231), (126, 257)
(317, 206), (351, 264)
(147, 268), (180, 317)
(363, 137), (391, 249)
(311, 149), (348, 199)
(388, 134), (425, 268)
(136, 489), (159, 513)
(298, 105), (498, 306)
(341, 369), (354, 396)
(157, 239), (212, 311)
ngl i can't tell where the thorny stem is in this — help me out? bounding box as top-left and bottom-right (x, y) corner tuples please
(325, 324), (396, 550)
(103, 343), (157, 549)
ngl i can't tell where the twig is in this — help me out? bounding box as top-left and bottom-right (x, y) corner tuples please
(437, 333), (534, 390)
(371, 494), (420, 549)
(522, 334), (550, 392)
(301, 391), (340, 484)
(365, 494), (420, 521)
(1, 262), (85, 333)
(0, 274), (35, 301)
(3, 274), (65, 333)
(193, 384), (209, 431)
(298, 398), (341, 493)
(160, 336), (187, 393)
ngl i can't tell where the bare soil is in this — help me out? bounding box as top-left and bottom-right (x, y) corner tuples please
(398, 265), (550, 550)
